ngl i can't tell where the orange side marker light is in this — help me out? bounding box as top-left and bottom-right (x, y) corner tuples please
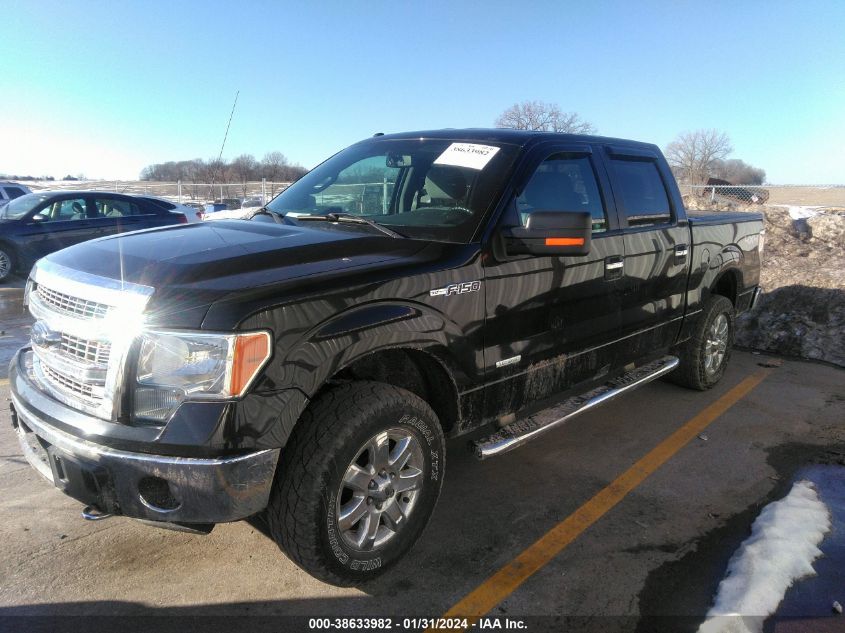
(545, 237), (585, 247)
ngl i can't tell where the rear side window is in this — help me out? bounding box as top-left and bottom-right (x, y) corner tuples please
(94, 198), (142, 218)
(517, 154), (608, 232)
(144, 198), (176, 210)
(4, 187), (27, 200)
(610, 159), (672, 226)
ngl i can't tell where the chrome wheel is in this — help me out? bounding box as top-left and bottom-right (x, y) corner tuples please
(704, 313), (729, 376)
(336, 427), (424, 552)
(0, 249), (10, 280)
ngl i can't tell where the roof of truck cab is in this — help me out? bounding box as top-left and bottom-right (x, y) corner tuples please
(367, 128), (659, 151)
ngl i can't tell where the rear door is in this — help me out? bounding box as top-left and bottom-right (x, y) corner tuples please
(89, 195), (172, 237)
(481, 143), (626, 418)
(599, 146), (690, 363)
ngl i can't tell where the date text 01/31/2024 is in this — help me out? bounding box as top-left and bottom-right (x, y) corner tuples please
(308, 617), (527, 629)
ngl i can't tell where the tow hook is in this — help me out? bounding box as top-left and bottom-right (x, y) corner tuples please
(81, 505), (113, 521)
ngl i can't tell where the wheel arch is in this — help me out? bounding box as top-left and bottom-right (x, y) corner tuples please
(324, 346), (461, 435)
(248, 300), (470, 450)
(0, 238), (20, 275)
(709, 266), (742, 307)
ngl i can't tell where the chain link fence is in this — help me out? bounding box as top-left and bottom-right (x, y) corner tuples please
(12, 179), (845, 212)
(16, 179), (294, 206)
(679, 184), (845, 210)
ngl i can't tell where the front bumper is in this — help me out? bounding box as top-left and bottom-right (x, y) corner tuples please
(9, 350), (279, 524)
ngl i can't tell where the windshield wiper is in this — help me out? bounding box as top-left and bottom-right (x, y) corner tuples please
(246, 206), (286, 224)
(295, 212), (405, 239)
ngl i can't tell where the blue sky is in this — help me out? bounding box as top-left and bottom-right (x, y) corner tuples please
(2, 0), (843, 183)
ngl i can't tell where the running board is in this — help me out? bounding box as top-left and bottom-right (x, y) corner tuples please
(472, 355), (679, 460)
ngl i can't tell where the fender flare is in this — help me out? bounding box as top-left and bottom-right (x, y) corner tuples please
(702, 244), (744, 305)
(259, 300), (470, 446)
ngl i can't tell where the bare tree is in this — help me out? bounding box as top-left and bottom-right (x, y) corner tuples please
(261, 151), (289, 195)
(495, 100), (597, 134)
(204, 157), (226, 199)
(183, 159), (205, 200)
(140, 151), (306, 199)
(665, 129), (733, 185)
(230, 154), (258, 197)
(281, 163), (308, 184)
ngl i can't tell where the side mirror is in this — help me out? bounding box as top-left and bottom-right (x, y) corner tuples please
(31, 214), (47, 223)
(501, 211), (592, 256)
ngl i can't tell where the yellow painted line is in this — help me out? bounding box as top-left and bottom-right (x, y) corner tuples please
(434, 369), (770, 630)
(0, 378), (8, 387)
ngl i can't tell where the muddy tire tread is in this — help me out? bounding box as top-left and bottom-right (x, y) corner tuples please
(266, 380), (441, 586)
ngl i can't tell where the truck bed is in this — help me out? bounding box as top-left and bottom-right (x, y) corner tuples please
(686, 209), (764, 226)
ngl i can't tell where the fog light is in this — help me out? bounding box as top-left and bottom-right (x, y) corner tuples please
(133, 387), (184, 424)
(138, 476), (180, 511)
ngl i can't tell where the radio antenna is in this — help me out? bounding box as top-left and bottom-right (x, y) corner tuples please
(217, 90), (239, 164)
(209, 90), (239, 199)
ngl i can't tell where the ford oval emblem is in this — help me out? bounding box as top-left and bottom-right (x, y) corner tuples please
(31, 321), (61, 347)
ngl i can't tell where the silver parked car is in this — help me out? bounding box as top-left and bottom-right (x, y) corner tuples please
(0, 182), (33, 205)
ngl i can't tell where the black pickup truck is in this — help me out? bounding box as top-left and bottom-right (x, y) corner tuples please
(9, 129), (763, 585)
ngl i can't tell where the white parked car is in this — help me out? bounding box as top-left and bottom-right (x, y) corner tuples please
(241, 196), (263, 209)
(203, 197), (266, 221)
(135, 196), (204, 223)
(202, 208), (256, 221)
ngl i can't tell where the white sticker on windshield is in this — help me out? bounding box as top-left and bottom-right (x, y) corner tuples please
(433, 143), (500, 170)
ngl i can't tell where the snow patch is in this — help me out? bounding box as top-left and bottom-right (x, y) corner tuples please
(697, 480), (831, 633)
(786, 205), (821, 220)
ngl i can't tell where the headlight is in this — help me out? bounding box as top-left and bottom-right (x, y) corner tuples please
(133, 330), (271, 424)
(23, 275), (34, 307)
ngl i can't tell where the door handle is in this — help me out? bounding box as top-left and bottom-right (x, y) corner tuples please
(675, 244), (689, 263)
(605, 256), (624, 280)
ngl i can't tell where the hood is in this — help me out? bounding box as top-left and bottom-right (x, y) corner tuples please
(43, 220), (430, 327)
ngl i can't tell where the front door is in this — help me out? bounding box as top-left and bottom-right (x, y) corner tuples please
(481, 145), (625, 420)
(22, 195), (96, 261)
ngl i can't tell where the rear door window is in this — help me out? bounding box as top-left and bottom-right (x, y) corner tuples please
(609, 159), (672, 227)
(142, 198), (175, 211)
(93, 197), (143, 218)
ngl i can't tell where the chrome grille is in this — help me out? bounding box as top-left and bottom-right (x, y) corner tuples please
(27, 260), (154, 420)
(41, 364), (96, 400)
(36, 284), (111, 319)
(60, 334), (112, 365)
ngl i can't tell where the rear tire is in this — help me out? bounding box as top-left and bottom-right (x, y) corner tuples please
(669, 295), (734, 390)
(266, 381), (445, 586)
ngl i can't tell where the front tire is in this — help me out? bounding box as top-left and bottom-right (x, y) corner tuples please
(266, 381), (445, 586)
(670, 295), (735, 390)
(0, 247), (14, 282)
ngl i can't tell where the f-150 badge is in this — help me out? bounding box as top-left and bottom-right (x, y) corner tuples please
(429, 281), (481, 297)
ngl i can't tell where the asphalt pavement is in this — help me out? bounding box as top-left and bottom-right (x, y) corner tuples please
(1, 277), (844, 632)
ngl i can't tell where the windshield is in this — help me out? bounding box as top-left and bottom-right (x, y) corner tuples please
(266, 138), (519, 242)
(0, 192), (52, 220)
